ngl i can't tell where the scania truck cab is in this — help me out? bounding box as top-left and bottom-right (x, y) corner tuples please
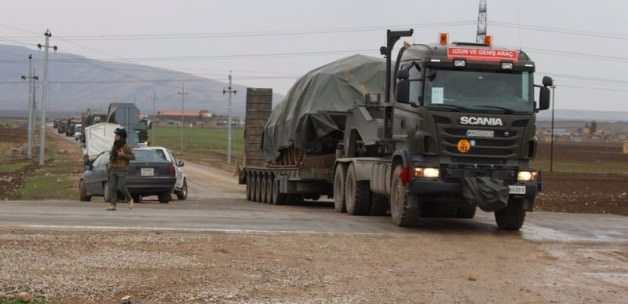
(379, 31), (553, 229)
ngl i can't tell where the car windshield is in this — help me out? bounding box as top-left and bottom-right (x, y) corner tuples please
(133, 149), (169, 162)
(426, 69), (533, 113)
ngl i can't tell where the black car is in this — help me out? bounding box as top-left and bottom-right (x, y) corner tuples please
(79, 148), (177, 203)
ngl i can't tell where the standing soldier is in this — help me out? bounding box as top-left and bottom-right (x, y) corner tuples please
(107, 128), (135, 211)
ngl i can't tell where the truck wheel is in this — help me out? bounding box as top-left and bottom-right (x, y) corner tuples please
(333, 165), (346, 212)
(246, 172), (253, 201)
(260, 174), (268, 203)
(265, 175), (274, 203)
(495, 198), (526, 231)
(176, 179), (188, 200)
(254, 174), (263, 202)
(158, 193), (171, 204)
(79, 180), (91, 202)
(390, 166), (421, 227)
(344, 164), (371, 215)
(271, 178), (286, 205)
(457, 205), (476, 219)
(370, 194), (389, 216)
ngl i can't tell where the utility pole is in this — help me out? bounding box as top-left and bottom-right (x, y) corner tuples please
(476, 0), (488, 43)
(549, 84), (557, 172)
(152, 91), (157, 145)
(37, 29), (58, 165)
(21, 55), (39, 159)
(177, 83), (188, 152)
(223, 71), (237, 164)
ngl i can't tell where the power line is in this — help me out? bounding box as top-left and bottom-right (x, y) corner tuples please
(493, 21), (628, 42)
(0, 21), (474, 41)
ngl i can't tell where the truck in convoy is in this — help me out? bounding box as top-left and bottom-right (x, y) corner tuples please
(240, 30), (553, 230)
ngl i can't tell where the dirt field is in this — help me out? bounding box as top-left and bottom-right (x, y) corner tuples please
(1, 229), (626, 304)
(534, 142), (628, 216)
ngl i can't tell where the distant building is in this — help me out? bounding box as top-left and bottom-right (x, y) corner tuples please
(152, 110), (241, 128)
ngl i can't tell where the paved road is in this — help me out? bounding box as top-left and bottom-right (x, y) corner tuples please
(14, 129), (628, 243)
(1, 159), (626, 244)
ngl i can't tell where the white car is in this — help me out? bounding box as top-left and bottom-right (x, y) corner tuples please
(134, 146), (188, 201)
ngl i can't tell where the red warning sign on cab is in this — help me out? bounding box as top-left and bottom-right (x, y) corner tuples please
(447, 47), (519, 63)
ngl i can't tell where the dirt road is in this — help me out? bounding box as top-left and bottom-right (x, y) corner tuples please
(1, 135), (627, 303)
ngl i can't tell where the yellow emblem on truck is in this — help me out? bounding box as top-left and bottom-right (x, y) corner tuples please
(457, 139), (471, 153)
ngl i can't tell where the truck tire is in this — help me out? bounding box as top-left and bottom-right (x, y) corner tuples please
(265, 175), (274, 203)
(79, 180), (91, 202)
(370, 193), (389, 216)
(495, 198), (526, 231)
(344, 163), (371, 215)
(390, 166), (421, 227)
(260, 174), (268, 203)
(246, 172), (253, 201)
(457, 205), (476, 219)
(333, 165), (346, 212)
(255, 174), (264, 202)
(271, 178), (286, 205)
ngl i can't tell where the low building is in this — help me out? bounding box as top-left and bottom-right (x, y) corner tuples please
(152, 110), (241, 128)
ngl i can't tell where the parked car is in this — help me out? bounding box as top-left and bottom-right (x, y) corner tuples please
(79, 147), (177, 203)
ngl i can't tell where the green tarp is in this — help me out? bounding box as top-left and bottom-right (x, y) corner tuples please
(262, 54), (386, 160)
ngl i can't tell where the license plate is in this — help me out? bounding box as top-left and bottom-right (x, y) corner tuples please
(508, 185), (526, 195)
(141, 168), (154, 177)
(467, 129), (494, 138)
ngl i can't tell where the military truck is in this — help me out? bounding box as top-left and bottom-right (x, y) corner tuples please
(240, 30), (553, 230)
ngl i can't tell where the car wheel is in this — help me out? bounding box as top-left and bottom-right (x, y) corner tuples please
(79, 180), (91, 202)
(176, 179), (188, 200)
(158, 193), (171, 204)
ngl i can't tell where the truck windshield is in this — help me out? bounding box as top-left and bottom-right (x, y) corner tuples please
(426, 70), (533, 113)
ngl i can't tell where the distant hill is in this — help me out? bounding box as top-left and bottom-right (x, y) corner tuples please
(0, 44), (282, 117)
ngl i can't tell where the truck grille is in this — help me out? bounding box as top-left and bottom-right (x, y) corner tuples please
(434, 115), (528, 159)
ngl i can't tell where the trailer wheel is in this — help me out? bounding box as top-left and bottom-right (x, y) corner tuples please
(390, 166), (421, 227)
(260, 174), (268, 203)
(254, 173), (263, 202)
(246, 172), (253, 201)
(333, 165), (346, 213)
(344, 163), (371, 215)
(265, 175), (274, 203)
(495, 198), (526, 231)
(271, 177), (286, 205)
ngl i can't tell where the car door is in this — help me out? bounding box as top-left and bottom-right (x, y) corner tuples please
(168, 150), (184, 189)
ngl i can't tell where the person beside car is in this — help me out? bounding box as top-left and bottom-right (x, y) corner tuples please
(107, 128), (135, 211)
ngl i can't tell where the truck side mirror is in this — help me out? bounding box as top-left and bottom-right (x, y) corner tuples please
(542, 76), (554, 87)
(396, 79), (410, 103)
(539, 87), (550, 111)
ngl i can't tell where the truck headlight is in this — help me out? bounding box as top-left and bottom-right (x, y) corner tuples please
(415, 167), (440, 178)
(517, 171), (537, 182)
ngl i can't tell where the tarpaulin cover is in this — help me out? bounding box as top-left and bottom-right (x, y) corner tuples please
(84, 122), (123, 160)
(262, 54), (386, 160)
(462, 177), (509, 211)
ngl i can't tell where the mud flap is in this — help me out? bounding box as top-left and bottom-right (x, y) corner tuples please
(462, 177), (509, 212)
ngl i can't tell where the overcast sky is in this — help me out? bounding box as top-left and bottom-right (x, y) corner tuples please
(2, 0), (628, 111)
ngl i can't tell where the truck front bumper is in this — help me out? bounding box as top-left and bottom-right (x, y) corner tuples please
(408, 178), (540, 210)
